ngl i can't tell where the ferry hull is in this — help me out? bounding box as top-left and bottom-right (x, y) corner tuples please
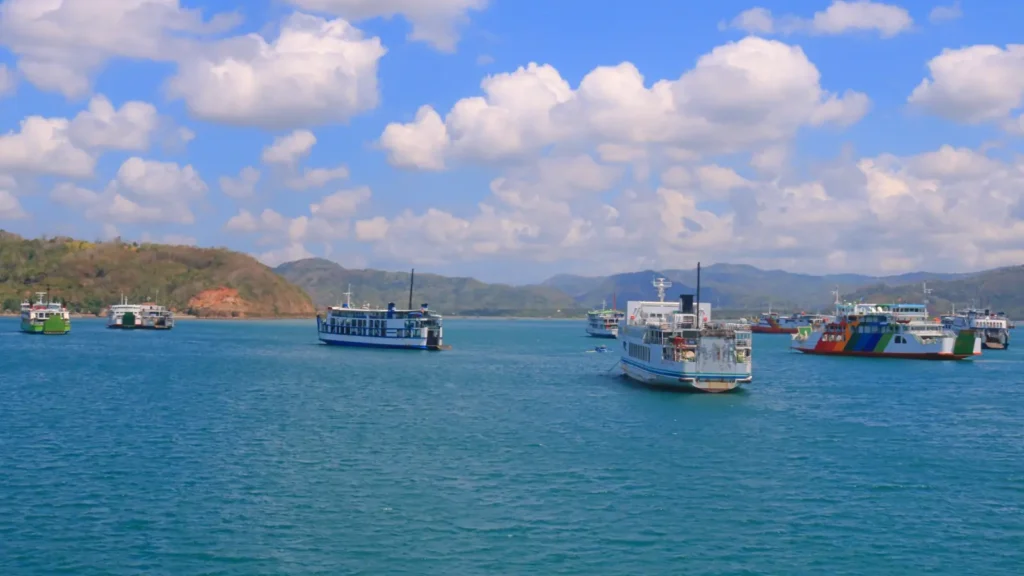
(620, 358), (751, 393)
(792, 348), (973, 360)
(792, 326), (981, 360)
(21, 318), (70, 335)
(586, 328), (618, 338)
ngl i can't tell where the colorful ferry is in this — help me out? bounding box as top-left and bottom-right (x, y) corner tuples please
(618, 269), (752, 393)
(792, 301), (980, 360)
(750, 310), (831, 334)
(942, 308), (1009, 350)
(316, 273), (446, 351)
(20, 291), (71, 334)
(586, 299), (625, 338)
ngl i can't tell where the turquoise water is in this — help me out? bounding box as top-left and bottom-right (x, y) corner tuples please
(2, 317), (1022, 575)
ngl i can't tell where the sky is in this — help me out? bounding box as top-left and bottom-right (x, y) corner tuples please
(1, 0), (1023, 284)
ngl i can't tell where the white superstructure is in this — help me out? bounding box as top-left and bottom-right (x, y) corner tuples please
(586, 300), (625, 338)
(617, 272), (752, 393)
(107, 295), (143, 329)
(942, 308), (1010, 350)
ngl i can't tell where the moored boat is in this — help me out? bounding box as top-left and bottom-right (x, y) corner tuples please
(750, 310), (831, 334)
(316, 270), (447, 351)
(618, 267), (752, 393)
(107, 295), (143, 329)
(792, 301), (981, 360)
(20, 291), (71, 335)
(586, 299), (625, 338)
(942, 308), (1009, 350)
(139, 302), (175, 330)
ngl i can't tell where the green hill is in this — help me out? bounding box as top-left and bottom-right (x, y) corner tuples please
(0, 231), (314, 318)
(842, 266), (1024, 319)
(275, 258), (583, 317)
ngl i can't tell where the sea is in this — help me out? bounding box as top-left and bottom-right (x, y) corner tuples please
(1, 317), (1022, 575)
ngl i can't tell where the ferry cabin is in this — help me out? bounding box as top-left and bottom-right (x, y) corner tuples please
(586, 310), (625, 338)
(619, 297), (753, 393)
(318, 302), (444, 350)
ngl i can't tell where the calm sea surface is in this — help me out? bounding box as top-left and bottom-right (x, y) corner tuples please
(1, 317), (1022, 575)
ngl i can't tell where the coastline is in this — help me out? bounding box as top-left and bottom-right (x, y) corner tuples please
(1, 312), (587, 321)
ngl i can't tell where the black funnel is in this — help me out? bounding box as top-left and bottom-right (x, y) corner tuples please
(680, 294), (694, 314)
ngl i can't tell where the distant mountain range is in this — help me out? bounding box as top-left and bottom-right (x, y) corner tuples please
(541, 264), (973, 311)
(274, 258), (583, 317)
(277, 258), (1024, 319)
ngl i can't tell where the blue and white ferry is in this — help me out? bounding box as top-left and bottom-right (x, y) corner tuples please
(316, 284), (446, 351)
(618, 269), (753, 393)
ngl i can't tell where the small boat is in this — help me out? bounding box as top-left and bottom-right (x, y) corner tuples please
(594, 345), (608, 353)
(20, 291), (70, 335)
(617, 266), (753, 393)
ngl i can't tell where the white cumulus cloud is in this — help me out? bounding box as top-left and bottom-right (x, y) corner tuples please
(167, 13), (386, 129)
(723, 1), (914, 38)
(283, 0), (487, 52)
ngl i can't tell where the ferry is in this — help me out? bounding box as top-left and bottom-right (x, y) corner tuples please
(942, 308), (1009, 350)
(21, 291), (71, 334)
(316, 273), (447, 351)
(107, 295), (142, 329)
(618, 268), (753, 393)
(750, 309), (831, 334)
(108, 295), (175, 329)
(139, 302), (175, 329)
(792, 300), (981, 360)
(586, 299), (625, 338)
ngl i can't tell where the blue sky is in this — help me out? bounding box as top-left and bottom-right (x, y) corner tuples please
(1, 0), (1023, 283)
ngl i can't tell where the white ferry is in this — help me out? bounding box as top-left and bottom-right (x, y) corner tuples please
(586, 300), (625, 338)
(107, 295), (143, 329)
(942, 308), (1009, 350)
(618, 270), (753, 393)
(139, 302), (175, 329)
(316, 279), (446, 351)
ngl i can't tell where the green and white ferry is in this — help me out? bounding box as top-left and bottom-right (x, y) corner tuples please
(20, 292), (71, 335)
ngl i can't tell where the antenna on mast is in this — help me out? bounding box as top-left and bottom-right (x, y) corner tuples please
(922, 281), (933, 307)
(408, 269), (415, 309)
(652, 276), (672, 303)
(342, 284), (352, 308)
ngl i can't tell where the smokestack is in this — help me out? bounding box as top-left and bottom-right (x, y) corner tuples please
(681, 294), (694, 314)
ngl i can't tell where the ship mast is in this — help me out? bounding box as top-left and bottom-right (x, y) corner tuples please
(343, 284), (352, 308)
(652, 277), (672, 303)
(831, 286), (840, 316)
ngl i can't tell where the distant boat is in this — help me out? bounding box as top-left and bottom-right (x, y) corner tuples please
(586, 298), (624, 338)
(942, 308), (1009, 350)
(316, 271), (447, 351)
(792, 301), (981, 360)
(108, 295), (175, 330)
(20, 291), (70, 335)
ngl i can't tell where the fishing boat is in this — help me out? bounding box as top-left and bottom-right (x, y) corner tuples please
(20, 291), (71, 334)
(586, 298), (625, 338)
(617, 266), (753, 393)
(107, 295), (142, 329)
(791, 298), (981, 360)
(316, 269), (447, 351)
(942, 308), (1009, 350)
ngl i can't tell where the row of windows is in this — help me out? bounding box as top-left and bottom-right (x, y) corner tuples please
(321, 324), (424, 339)
(626, 342), (650, 362)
